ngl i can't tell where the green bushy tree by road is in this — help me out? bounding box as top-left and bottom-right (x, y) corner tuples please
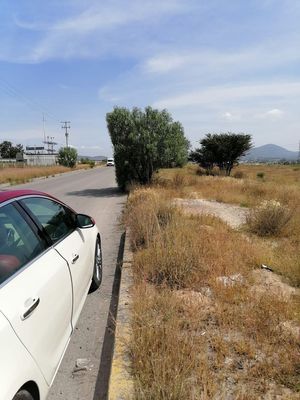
(58, 147), (78, 168)
(106, 106), (190, 190)
(0, 141), (23, 159)
(191, 133), (252, 176)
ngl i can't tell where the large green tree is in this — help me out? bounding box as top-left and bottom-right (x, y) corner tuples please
(58, 147), (78, 168)
(106, 106), (189, 190)
(191, 133), (252, 176)
(0, 141), (23, 159)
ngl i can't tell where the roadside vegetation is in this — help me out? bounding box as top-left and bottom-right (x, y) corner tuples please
(0, 140), (23, 159)
(124, 163), (300, 399)
(58, 146), (78, 168)
(106, 106), (190, 190)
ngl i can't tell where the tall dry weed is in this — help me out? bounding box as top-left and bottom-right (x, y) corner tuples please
(131, 283), (216, 400)
(246, 200), (293, 236)
(133, 214), (269, 290)
(124, 188), (177, 250)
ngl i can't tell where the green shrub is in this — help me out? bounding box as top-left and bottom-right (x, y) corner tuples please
(58, 147), (77, 168)
(106, 106), (189, 191)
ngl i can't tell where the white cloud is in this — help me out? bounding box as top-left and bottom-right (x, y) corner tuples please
(153, 82), (300, 109)
(144, 54), (189, 73)
(142, 41), (300, 76)
(266, 108), (284, 117)
(10, 0), (186, 63)
(221, 112), (241, 121)
(255, 108), (285, 120)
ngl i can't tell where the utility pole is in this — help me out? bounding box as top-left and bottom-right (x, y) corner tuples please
(42, 114), (46, 143)
(61, 121), (71, 147)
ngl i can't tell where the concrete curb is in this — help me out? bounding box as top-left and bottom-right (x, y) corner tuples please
(108, 230), (134, 400)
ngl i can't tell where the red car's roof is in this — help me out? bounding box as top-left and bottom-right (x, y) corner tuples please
(0, 189), (51, 204)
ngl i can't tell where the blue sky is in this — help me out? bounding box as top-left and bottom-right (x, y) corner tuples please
(0, 0), (299, 156)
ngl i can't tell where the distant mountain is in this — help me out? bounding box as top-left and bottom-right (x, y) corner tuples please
(243, 144), (298, 161)
(78, 155), (107, 161)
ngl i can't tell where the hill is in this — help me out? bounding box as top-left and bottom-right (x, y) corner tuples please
(78, 155), (107, 161)
(243, 144), (298, 161)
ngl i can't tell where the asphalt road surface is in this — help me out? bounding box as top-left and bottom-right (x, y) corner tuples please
(7, 167), (127, 400)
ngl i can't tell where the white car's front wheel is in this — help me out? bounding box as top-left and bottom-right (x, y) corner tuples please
(90, 236), (102, 291)
(13, 390), (34, 400)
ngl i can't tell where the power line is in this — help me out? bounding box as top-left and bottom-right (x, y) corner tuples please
(0, 77), (60, 122)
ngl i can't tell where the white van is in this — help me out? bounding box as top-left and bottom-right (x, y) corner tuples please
(106, 158), (114, 167)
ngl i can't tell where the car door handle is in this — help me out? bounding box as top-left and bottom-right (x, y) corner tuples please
(21, 297), (40, 320)
(72, 254), (79, 264)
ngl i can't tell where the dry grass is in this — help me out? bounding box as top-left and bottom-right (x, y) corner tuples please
(130, 280), (299, 399)
(155, 163), (300, 285)
(0, 164), (92, 185)
(124, 188), (176, 250)
(246, 200), (293, 236)
(236, 164), (300, 186)
(155, 164), (300, 209)
(131, 284), (216, 400)
(272, 240), (300, 287)
(133, 213), (267, 289)
(125, 170), (300, 399)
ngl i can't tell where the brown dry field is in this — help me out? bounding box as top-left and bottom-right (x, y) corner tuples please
(0, 163), (98, 185)
(125, 163), (300, 400)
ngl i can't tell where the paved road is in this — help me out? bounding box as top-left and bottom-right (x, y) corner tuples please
(8, 167), (127, 399)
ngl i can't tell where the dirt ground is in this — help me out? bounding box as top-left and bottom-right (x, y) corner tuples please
(175, 198), (248, 228)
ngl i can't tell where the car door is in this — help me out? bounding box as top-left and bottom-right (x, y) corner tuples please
(0, 202), (73, 385)
(20, 196), (93, 328)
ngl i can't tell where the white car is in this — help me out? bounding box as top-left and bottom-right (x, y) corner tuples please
(106, 158), (114, 167)
(0, 189), (102, 400)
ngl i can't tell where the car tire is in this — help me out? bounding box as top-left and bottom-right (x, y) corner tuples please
(13, 390), (34, 400)
(90, 236), (102, 292)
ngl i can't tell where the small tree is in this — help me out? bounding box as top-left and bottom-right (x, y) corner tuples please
(106, 106), (189, 190)
(0, 141), (24, 159)
(58, 147), (78, 168)
(191, 133), (252, 176)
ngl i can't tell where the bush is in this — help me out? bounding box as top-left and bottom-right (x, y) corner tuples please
(246, 200), (293, 236)
(257, 172), (265, 179)
(233, 170), (244, 179)
(196, 167), (207, 176)
(106, 106), (189, 190)
(58, 147), (78, 168)
(80, 158), (95, 168)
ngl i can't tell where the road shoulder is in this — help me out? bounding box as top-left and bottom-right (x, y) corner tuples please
(108, 231), (134, 400)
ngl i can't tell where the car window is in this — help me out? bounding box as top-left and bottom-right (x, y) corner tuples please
(21, 197), (76, 243)
(0, 203), (45, 285)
